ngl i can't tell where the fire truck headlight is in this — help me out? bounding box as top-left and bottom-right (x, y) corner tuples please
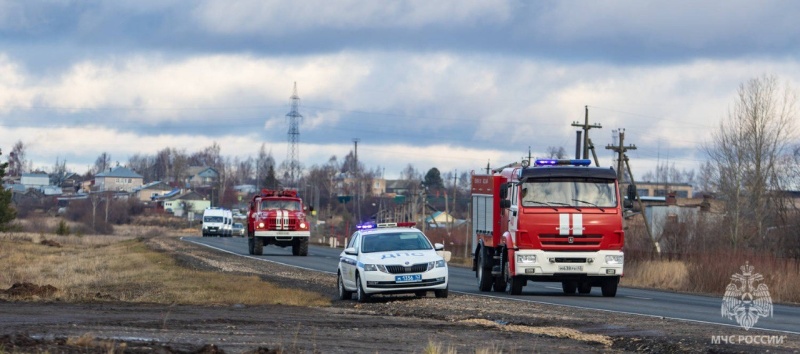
(605, 255), (624, 265)
(299, 222), (307, 229)
(517, 254), (537, 264)
(258, 222), (265, 228)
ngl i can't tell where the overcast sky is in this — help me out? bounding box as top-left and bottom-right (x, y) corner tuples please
(2, 0), (800, 181)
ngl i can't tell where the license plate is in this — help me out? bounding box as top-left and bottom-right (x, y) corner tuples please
(558, 265), (583, 272)
(395, 274), (422, 283)
(275, 231), (289, 235)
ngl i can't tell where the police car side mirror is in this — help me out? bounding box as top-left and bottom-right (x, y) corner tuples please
(344, 247), (358, 255)
(434, 243), (444, 251)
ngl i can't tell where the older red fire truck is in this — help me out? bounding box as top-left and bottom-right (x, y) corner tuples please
(247, 189), (312, 256)
(472, 159), (625, 297)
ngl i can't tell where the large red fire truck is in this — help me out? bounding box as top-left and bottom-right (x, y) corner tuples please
(472, 159), (626, 297)
(247, 189), (312, 256)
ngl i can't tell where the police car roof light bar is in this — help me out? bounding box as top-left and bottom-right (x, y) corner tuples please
(534, 159), (592, 166)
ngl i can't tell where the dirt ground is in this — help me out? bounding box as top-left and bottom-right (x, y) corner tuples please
(1, 236), (799, 354)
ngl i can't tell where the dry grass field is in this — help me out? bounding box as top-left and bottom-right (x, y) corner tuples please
(0, 220), (330, 307)
(622, 253), (800, 304)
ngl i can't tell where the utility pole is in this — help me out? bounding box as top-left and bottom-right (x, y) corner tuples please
(605, 130), (658, 254)
(353, 138), (361, 223)
(571, 106), (602, 160)
(452, 171), (458, 234)
(604, 129), (636, 182)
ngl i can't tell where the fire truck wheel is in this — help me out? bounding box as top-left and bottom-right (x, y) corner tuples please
(247, 238), (254, 255)
(299, 238), (308, 256)
(601, 277), (619, 297)
(578, 282), (592, 294)
(337, 272), (352, 300)
(434, 286), (448, 298)
(356, 274), (370, 303)
(253, 237), (264, 256)
(477, 248), (493, 292)
(562, 281), (577, 295)
(505, 263), (523, 295)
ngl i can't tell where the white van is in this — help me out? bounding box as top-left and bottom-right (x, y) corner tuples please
(202, 208), (227, 237)
(223, 209), (233, 237)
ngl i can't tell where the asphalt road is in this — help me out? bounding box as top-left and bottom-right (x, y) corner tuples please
(184, 236), (800, 334)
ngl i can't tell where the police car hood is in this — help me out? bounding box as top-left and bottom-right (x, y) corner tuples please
(361, 249), (440, 265)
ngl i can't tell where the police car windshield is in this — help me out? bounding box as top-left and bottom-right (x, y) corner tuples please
(521, 178), (617, 208)
(361, 232), (433, 253)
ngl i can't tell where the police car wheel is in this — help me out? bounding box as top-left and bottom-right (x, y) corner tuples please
(434, 287), (448, 298)
(337, 272), (352, 300)
(356, 274), (370, 303)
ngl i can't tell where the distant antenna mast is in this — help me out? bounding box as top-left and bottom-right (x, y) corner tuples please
(286, 82), (303, 187)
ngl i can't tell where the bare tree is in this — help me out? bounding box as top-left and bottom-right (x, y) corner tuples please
(703, 75), (797, 249)
(93, 152), (112, 174)
(546, 146), (567, 159)
(7, 140), (26, 177)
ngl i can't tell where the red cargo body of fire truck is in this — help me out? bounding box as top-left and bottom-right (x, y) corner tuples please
(472, 159), (625, 297)
(247, 189), (311, 256)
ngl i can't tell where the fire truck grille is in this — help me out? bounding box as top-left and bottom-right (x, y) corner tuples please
(540, 234), (603, 246)
(266, 218), (298, 230)
(385, 264), (430, 274)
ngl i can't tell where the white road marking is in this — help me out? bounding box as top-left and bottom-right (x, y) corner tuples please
(626, 295), (652, 300)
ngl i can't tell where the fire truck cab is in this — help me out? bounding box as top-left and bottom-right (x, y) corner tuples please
(472, 159), (625, 297)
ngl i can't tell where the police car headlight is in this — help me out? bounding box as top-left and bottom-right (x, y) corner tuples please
(363, 264), (388, 273)
(434, 260), (446, 268)
(517, 254), (537, 264)
(605, 255), (624, 265)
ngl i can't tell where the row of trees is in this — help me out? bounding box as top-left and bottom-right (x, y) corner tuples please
(2, 76), (798, 258)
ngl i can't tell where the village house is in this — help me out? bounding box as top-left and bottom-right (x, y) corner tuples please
(94, 166), (144, 192)
(132, 181), (175, 204)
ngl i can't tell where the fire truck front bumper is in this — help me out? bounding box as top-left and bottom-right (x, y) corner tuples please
(512, 250), (623, 277)
(254, 231), (311, 238)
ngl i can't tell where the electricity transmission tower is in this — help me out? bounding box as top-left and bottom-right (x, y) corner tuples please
(286, 82), (303, 188)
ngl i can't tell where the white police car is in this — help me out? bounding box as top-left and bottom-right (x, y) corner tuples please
(337, 222), (449, 302)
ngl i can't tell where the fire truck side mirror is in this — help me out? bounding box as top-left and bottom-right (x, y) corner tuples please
(624, 184), (636, 209)
(499, 199), (511, 208)
(499, 183), (509, 199)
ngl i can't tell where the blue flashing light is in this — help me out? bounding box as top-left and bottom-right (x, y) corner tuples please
(356, 223), (377, 230)
(534, 159), (592, 166)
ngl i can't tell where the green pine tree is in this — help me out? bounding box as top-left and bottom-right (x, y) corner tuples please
(264, 165), (281, 190)
(0, 149), (17, 230)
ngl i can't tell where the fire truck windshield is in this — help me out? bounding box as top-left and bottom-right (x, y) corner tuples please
(261, 200), (301, 210)
(521, 178), (617, 208)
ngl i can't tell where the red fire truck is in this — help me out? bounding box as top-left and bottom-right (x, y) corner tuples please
(472, 159), (626, 297)
(247, 189), (312, 256)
